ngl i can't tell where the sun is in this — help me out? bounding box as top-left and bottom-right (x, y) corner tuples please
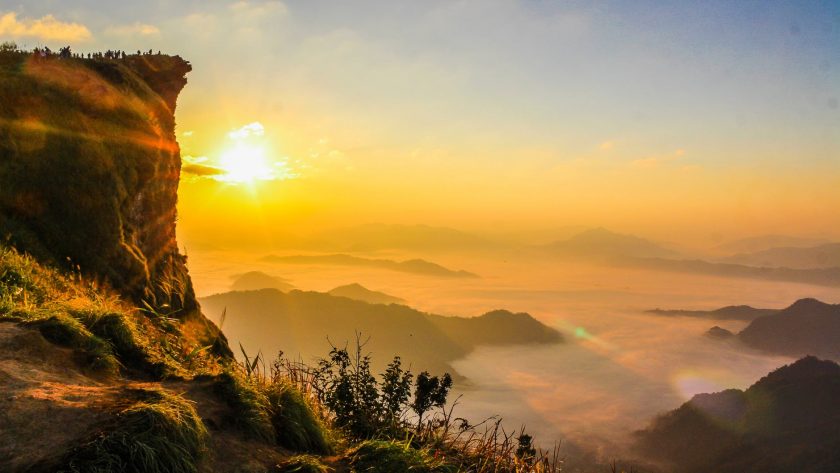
(217, 143), (274, 184)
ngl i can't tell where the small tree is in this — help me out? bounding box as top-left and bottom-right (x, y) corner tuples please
(515, 432), (537, 465)
(380, 356), (412, 427)
(412, 371), (452, 432)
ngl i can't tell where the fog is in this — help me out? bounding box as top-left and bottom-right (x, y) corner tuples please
(186, 243), (837, 463)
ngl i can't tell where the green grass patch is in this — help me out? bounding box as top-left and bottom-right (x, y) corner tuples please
(347, 439), (455, 473)
(0, 245), (189, 378)
(267, 382), (332, 454)
(60, 388), (208, 473)
(210, 371), (276, 442)
(67, 304), (176, 378)
(23, 313), (118, 375)
(275, 454), (332, 473)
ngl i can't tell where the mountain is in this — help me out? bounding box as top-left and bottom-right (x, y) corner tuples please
(328, 283), (405, 305)
(634, 356), (840, 473)
(736, 298), (840, 360)
(721, 243), (840, 269)
(230, 271), (295, 292)
(261, 253), (479, 278)
(546, 228), (678, 259)
(200, 289), (561, 379)
(647, 305), (777, 321)
(715, 235), (830, 254)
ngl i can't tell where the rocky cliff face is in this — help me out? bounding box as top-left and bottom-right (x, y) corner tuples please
(0, 52), (196, 312)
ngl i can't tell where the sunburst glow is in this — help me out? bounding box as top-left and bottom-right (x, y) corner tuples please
(217, 144), (274, 184)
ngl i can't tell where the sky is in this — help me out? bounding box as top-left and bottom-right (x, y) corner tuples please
(2, 0), (838, 247)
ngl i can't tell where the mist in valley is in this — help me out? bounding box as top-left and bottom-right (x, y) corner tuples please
(184, 227), (838, 465)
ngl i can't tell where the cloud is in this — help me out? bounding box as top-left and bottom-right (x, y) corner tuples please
(182, 163), (225, 177)
(631, 149), (686, 168)
(0, 12), (92, 42)
(104, 22), (160, 37)
(228, 122), (265, 140)
(228, 0), (288, 17)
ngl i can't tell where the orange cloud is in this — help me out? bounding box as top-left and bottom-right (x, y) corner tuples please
(104, 22), (160, 37)
(0, 12), (92, 42)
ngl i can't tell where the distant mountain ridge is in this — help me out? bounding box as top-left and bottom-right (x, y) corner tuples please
(647, 305), (777, 321)
(715, 235), (831, 254)
(200, 289), (561, 379)
(328, 283), (406, 305)
(721, 243), (840, 269)
(546, 228), (678, 259)
(334, 223), (499, 252)
(261, 253), (479, 278)
(621, 257), (840, 287)
(634, 356), (840, 473)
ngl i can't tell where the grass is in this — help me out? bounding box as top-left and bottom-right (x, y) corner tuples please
(60, 388), (208, 473)
(209, 370), (276, 442)
(275, 455), (332, 473)
(0, 245), (214, 378)
(347, 439), (454, 473)
(267, 381), (333, 454)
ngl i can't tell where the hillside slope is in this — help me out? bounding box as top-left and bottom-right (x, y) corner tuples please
(634, 356), (840, 473)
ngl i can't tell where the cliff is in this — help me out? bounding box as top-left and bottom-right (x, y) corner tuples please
(0, 52), (196, 312)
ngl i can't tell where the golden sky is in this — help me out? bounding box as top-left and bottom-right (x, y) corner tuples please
(3, 1), (839, 247)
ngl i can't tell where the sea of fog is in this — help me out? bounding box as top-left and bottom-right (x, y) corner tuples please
(186, 248), (837, 462)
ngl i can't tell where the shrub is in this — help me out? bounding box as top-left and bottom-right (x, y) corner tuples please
(60, 389), (208, 473)
(310, 340), (451, 441)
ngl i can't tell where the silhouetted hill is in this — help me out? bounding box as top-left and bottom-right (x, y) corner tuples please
(546, 228), (678, 259)
(647, 305), (777, 321)
(706, 326), (736, 339)
(715, 235), (830, 254)
(634, 356), (840, 473)
(721, 243), (840, 269)
(261, 254), (479, 278)
(737, 298), (840, 360)
(328, 283), (405, 305)
(200, 289), (561, 378)
(230, 271), (295, 292)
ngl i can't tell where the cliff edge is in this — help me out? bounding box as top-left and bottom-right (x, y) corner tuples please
(0, 52), (197, 312)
